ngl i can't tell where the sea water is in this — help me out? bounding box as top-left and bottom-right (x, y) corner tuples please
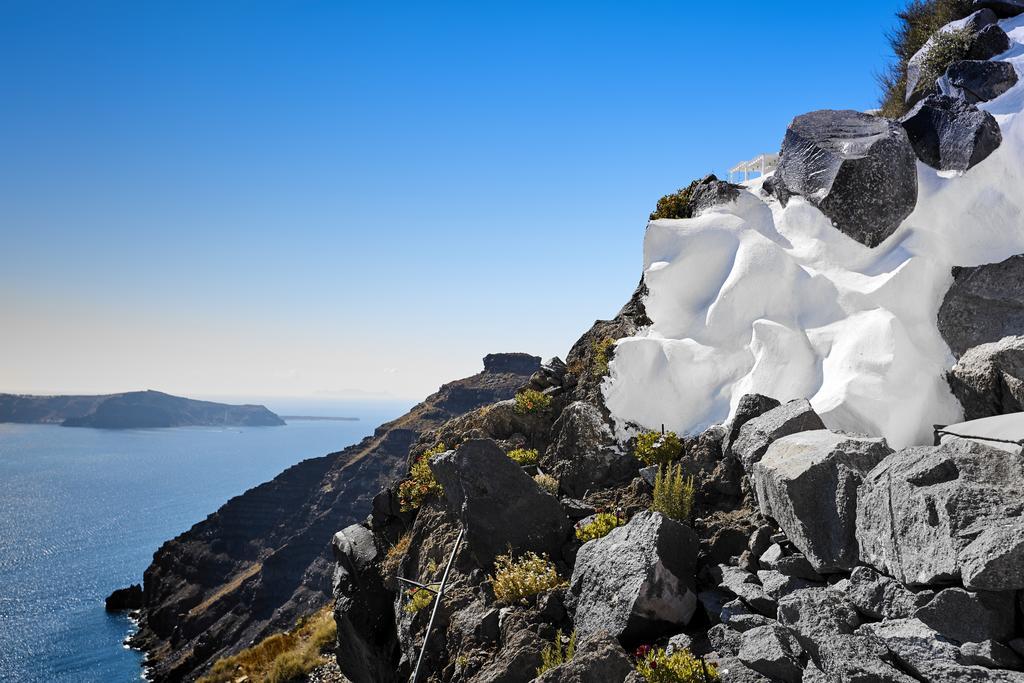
(0, 401), (409, 682)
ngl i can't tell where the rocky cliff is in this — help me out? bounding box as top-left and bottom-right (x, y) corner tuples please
(330, 5), (1024, 683)
(0, 390), (284, 428)
(128, 354), (539, 681)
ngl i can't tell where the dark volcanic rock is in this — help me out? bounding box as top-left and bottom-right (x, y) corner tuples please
(901, 94), (1002, 172)
(773, 109), (918, 247)
(857, 438), (1024, 590)
(482, 352), (542, 376)
(688, 174), (742, 216)
(730, 399), (825, 471)
(752, 430), (892, 573)
(974, 0), (1024, 17)
(430, 439), (569, 567)
(941, 60), (1019, 103)
(533, 632), (634, 683)
(568, 510), (699, 642)
(129, 357), (537, 682)
(948, 335), (1024, 419)
(724, 394), (781, 458)
(547, 401), (637, 497)
(915, 587), (1016, 643)
(938, 255), (1024, 358)
(105, 584), (144, 611)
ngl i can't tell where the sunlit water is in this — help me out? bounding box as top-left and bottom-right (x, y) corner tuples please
(0, 402), (409, 683)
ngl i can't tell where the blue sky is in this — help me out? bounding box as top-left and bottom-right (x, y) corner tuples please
(1, 0), (906, 400)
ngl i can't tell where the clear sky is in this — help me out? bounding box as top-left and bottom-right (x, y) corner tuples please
(1, 0), (907, 401)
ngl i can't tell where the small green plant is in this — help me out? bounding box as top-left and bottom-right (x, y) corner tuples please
(533, 472), (559, 495)
(919, 27), (973, 89)
(634, 430), (683, 466)
(634, 645), (720, 683)
(507, 447), (540, 466)
(380, 531), (411, 580)
(593, 337), (616, 377)
(403, 584), (437, 614)
(650, 177), (705, 220)
(398, 443), (446, 512)
(514, 389), (551, 415)
(575, 512), (623, 543)
(537, 629), (577, 675)
(652, 463), (696, 523)
(490, 551), (563, 604)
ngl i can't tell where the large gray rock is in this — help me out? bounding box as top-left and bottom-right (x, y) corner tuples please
(332, 524), (397, 683)
(689, 174), (742, 216)
(773, 110), (918, 248)
(757, 569), (820, 601)
(948, 335), (1024, 419)
(548, 401), (636, 497)
(974, 0), (1024, 17)
(777, 588), (915, 682)
(939, 255), (1024, 358)
(730, 399), (826, 470)
(713, 565), (777, 617)
(845, 566), (933, 619)
(533, 631), (634, 683)
(752, 430), (891, 573)
(738, 624), (804, 682)
(915, 660), (1024, 681)
(961, 640), (1024, 670)
(940, 60), (1019, 104)
(430, 439), (569, 567)
(905, 10), (1009, 104)
(567, 510), (699, 641)
(857, 618), (961, 678)
(915, 587), (1016, 644)
(856, 439), (1024, 590)
(725, 394), (781, 457)
(901, 94), (1002, 172)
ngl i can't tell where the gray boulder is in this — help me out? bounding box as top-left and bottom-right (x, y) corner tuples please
(430, 439), (569, 567)
(856, 439), (1024, 590)
(730, 399), (826, 470)
(533, 631), (634, 683)
(857, 618), (961, 677)
(939, 255), (1024, 358)
(567, 510), (699, 641)
(915, 587), (1016, 644)
(757, 569), (820, 601)
(845, 566), (933, 619)
(332, 524), (397, 683)
(752, 430), (891, 572)
(689, 174), (742, 216)
(940, 60), (1019, 103)
(548, 401), (636, 497)
(974, 0), (1024, 17)
(915, 660), (1024, 681)
(961, 640), (1024, 670)
(901, 94), (1002, 172)
(948, 335), (1024, 419)
(714, 565), (777, 617)
(773, 110), (918, 248)
(725, 394), (781, 457)
(738, 624), (804, 682)
(708, 623), (743, 657)
(905, 10), (1009, 104)
(715, 657), (773, 682)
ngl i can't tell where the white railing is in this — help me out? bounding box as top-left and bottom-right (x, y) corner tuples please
(728, 153), (779, 183)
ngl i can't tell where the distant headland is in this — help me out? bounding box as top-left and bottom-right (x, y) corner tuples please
(0, 390), (285, 429)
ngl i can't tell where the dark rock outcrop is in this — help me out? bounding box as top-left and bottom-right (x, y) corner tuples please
(940, 59), (1019, 103)
(901, 94), (1002, 172)
(0, 390), (284, 428)
(429, 439), (569, 567)
(856, 438), (1024, 590)
(752, 430), (892, 573)
(547, 401), (636, 497)
(568, 510), (699, 642)
(773, 109), (918, 247)
(948, 335), (1024, 419)
(483, 352), (542, 375)
(939, 254), (1024, 358)
(915, 587), (1016, 643)
(974, 0), (1024, 17)
(533, 632), (634, 682)
(105, 584), (144, 611)
(129, 356), (536, 682)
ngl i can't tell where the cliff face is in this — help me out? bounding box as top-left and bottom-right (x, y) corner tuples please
(129, 355), (540, 682)
(0, 390), (284, 428)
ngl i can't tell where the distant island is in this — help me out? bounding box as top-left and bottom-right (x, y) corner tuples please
(0, 390), (285, 429)
(279, 415), (359, 422)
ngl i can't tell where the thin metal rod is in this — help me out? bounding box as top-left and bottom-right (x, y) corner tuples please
(933, 425), (1024, 448)
(395, 576), (437, 593)
(410, 527), (464, 683)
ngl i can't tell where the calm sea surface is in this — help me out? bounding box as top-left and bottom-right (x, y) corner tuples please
(0, 401), (410, 683)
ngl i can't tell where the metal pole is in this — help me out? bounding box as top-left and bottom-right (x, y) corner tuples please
(410, 527), (465, 683)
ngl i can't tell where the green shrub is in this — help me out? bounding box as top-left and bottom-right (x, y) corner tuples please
(380, 531), (411, 580)
(490, 552), (563, 604)
(650, 177), (706, 220)
(514, 389), (551, 415)
(537, 629), (577, 675)
(575, 512), (623, 543)
(398, 443), (446, 512)
(878, 0), (974, 117)
(403, 584), (437, 614)
(919, 27), (973, 87)
(634, 430), (683, 466)
(507, 447), (540, 466)
(534, 472), (559, 495)
(634, 645), (720, 682)
(592, 337), (616, 377)
(652, 463), (696, 523)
